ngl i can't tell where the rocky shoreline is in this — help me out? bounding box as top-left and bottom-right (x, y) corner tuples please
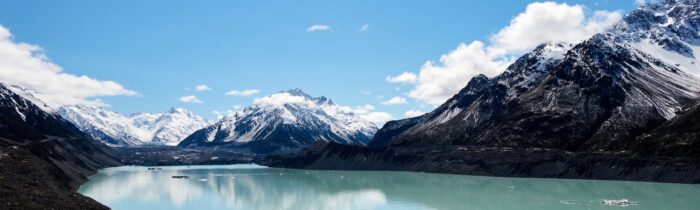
(0, 142), (119, 210)
(267, 142), (700, 184)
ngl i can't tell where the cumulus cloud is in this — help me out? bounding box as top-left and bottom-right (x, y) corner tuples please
(195, 85), (212, 91)
(381, 96), (408, 105)
(407, 41), (511, 105)
(359, 24), (370, 32)
(306, 25), (331, 32)
(404, 110), (425, 118)
(386, 72), (417, 84)
(488, 2), (622, 55)
(179, 95), (203, 103)
(352, 104), (375, 114)
(252, 92), (316, 107)
(212, 105), (246, 119)
(212, 110), (229, 119)
(225, 89), (260, 96)
(390, 2), (622, 105)
(360, 112), (393, 124)
(0, 25), (137, 107)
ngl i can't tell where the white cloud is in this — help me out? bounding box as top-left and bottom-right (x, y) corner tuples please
(360, 112), (393, 124)
(195, 85), (212, 91)
(212, 110), (227, 119)
(634, 0), (646, 5)
(212, 105), (245, 119)
(407, 41), (510, 105)
(381, 96), (408, 105)
(359, 24), (370, 32)
(386, 72), (417, 84)
(352, 104), (375, 114)
(212, 109), (234, 119)
(252, 92), (316, 108)
(306, 25), (331, 32)
(225, 89), (260, 96)
(0, 25), (137, 107)
(179, 95), (203, 103)
(391, 2), (622, 105)
(404, 110), (425, 118)
(489, 2), (622, 55)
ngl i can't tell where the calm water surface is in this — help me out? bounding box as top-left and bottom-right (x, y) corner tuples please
(78, 164), (700, 210)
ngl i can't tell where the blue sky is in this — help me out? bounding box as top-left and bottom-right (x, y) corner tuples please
(0, 0), (638, 121)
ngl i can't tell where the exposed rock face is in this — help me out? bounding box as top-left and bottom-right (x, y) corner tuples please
(179, 89), (378, 154)
(634, 102), (700, 157)
(0, 84), (121, 210)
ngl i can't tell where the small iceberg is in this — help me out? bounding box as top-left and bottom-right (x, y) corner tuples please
(198, 178), (208, 182)
(559, 200), (577, 205)
(601, 199), (638, 207)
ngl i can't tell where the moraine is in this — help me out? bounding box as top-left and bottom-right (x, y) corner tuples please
(78, 164), (700, 210)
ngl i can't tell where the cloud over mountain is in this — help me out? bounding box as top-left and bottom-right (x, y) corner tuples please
(0, 25), (136, 107)
(390, 2), (622, 105)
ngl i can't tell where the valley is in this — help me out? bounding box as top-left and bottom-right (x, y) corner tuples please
(1, 0), (700, 209)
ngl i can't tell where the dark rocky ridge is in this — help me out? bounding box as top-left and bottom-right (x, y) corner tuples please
(634, 102), (700, 157)
(268, 142), (700, 183)
(0, 84), (121, 210)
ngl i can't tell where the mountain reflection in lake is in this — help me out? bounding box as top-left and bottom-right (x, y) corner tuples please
(78, 164), (700, 210)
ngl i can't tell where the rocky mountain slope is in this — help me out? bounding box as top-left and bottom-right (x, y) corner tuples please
(634, 101), (700, 157)
(58, 106), (209, 146)
(0, 84), (121, 210)
(374, 0), (700, 151)
(179, 89), (378, 154)
(271, 0), (700, 183)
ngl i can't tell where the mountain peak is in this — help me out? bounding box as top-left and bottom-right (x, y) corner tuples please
(609, 0), (699, 57)
(178, 90), (378, 153)
(314, 96), (334, 105)
(281, 88), (309, 96)
(168, 107), (189, 114)
(278, 89), (335, 105)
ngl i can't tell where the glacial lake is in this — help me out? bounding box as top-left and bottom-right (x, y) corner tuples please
(78, 164), (700, 210)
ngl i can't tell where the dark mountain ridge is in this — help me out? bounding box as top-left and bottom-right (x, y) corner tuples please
(0, 84), (121, 210)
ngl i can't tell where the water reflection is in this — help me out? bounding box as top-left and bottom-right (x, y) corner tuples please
(79, 164), (700, 210)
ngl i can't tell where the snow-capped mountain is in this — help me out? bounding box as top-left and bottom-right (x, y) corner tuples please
(0, 82), (119, 188)
(178, 89), (378, 154)
(371, 0), (700, 152)
(134, 108), (210, 144)
(0, 83), (79, 141)
(58, 106), (208, 146)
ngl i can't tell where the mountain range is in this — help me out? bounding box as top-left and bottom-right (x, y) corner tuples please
(178, 89), (378, 154)
(270, 0), (700, 183)
(58, 106), (209, 146)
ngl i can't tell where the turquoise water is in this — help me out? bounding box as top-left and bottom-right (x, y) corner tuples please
(78, 164), (700, 210)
